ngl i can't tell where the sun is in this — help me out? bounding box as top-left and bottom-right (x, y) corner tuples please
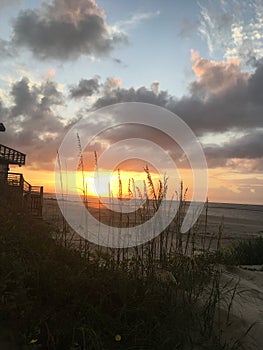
(76, 169), (160, 199)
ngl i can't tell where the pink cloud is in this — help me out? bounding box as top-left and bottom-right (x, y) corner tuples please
(190, 55), (249, 95)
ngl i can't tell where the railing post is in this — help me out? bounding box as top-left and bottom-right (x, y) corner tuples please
(28, 184), (32, 211)
(39, 186), (44, 217)
(0, 163), (8, 184)
(19, 174), (24, 208)
(19, 174), (23, 191)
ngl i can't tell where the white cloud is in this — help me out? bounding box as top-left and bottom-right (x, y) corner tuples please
(198, 0), (263, 64)
(114, 10), (160, 31)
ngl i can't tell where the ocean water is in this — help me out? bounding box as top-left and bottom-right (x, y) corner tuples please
(44, 192), (263, 219)
(198, 202), (263, 238)
(203, 202), (263, 221)
(43, 193), (263, 239)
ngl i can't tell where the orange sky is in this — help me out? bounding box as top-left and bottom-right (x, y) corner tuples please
(11, 164), (263, 205)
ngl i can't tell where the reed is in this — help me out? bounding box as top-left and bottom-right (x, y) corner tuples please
(8, 143), (251, 348)
(1, 189), (248, 349)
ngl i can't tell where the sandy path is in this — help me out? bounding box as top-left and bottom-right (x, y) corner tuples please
(219, 266), (263, 349)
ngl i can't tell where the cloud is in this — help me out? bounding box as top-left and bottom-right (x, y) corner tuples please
(190, 54), (247, 95)
(228, 130), (263, 159)
(92, 58), (263, 136)
(1, 51), (262, 174)
(1, 77), (66, 170)
(190, 49), (200, 62)
(198, 1), (233, 56)
(198, 0), (263, 63)
(69, 77), (100, 99)
(172, 54), (263, 134)
(12, 0), (127, 60)
(0, 98), (8, 119)
(150, 81), (160, 95)
(81, 56), (263, 173)
(102, 77), (122, 95)
(204, 130), (263, 170)
(114, 10), (160, 29)
(93, 85), (170, 110)
(0, 0), (22, 8)
(209, 180), (263, 204)
(248, 63), (263, 105)
(45, 68), (56, 80)
(0, 38), (16, 59)
(9, 77), (64, 117)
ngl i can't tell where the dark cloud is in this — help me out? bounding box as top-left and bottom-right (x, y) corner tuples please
(12, 0), (127, 60)
(204, 130), (263, 170)
(223, 131), (263, 159)
(40, 80), (64, 109)
(0, 99), (8, 120)
(69, 77), (100, 99)
(83, 60), (263, 171)
(10, 77), (38, 117)
(1, 77), (66, 170)
(92, 62), (263, 136)
(172, 60), (263, 134)
(2, 55), (263, 174)
(248, 64), (263, 105)
(10, 78), (64, 117)
(88, 119), (263, 172)
(79, 120), (185, 173)
(94, 86), (170, 110)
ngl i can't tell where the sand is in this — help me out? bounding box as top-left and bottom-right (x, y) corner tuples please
(219, 266), (263, 350)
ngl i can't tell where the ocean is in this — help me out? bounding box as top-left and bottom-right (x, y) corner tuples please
(43, 192), (263, 241)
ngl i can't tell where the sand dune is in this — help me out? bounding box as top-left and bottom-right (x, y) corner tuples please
(219, 266), (263, 349)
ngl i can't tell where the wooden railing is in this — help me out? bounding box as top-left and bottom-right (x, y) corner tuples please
(6, 172), (43, 217)
(0, 144), (26, 166)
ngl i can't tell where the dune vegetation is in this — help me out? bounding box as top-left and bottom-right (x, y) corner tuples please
(0, 176), (258, 350)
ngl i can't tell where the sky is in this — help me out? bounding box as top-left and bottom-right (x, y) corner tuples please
(0, 0), (262, 204)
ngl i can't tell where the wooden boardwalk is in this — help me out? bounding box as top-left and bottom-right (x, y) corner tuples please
(5, 172), (43, 217)
(0, 143), (43, 217)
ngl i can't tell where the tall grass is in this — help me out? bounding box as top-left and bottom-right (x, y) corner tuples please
(0, 140), (251, 349)
(0, 200), (240, 350)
